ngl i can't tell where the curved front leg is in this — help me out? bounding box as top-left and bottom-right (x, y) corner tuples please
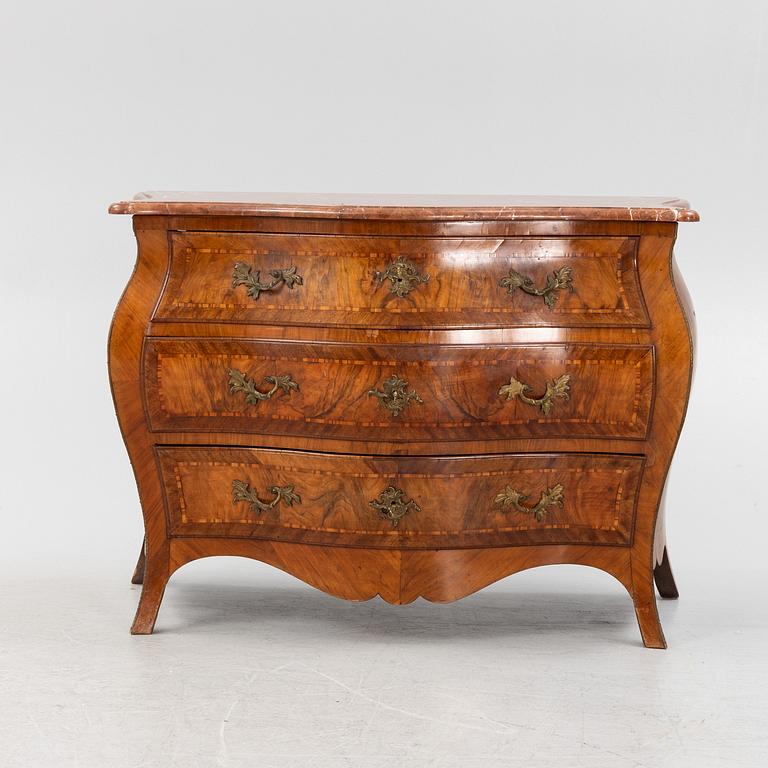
(110, 223), (182, 635)
(131, 541), (170, 635)
(630, 551), (667, 649)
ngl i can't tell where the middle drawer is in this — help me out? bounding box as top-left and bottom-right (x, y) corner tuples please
(144, 339), (654, 442)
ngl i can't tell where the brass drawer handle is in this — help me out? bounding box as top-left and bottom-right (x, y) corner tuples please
(495, 483), (564, 522)
(232, 262), (303, 301)
(232, 479), (301, 514)
(498, 373), (570, 416)
(229, 369), (298, 406)
(368, 375), (423, 417)
(369, 486), (420, 528)
(499, 265), (573, 309)
(374, 256), (429, 297)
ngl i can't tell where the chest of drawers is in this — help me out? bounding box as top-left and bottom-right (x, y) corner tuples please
(108, 193), (697, 647)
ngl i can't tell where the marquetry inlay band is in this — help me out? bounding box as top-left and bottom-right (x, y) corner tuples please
(169, 459), (634, 537)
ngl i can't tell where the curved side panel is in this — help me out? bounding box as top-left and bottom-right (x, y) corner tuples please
(653, 248), (697, 568)
(629, 226), (695, 648)
(108, 218), (172, 634)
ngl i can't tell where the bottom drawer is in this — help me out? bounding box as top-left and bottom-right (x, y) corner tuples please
(158, 447), (643, 549)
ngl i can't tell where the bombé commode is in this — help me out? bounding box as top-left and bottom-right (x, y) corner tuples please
(108, 193), (697, 648)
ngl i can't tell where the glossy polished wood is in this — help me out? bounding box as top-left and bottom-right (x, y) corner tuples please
(154, 232), (649, 328)
(157, 446), (643, 548)
(144, 338), (654, 442)
(108, 194), (697, 647)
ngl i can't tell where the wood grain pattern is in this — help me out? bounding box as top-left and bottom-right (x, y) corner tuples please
(107, 202), (697, 647)
(143, 339), (654, 442)
(109, 223), (173, 635)
(168, 538), (635, 606)
(152, 233), (649, 329)
(157, 446), (644, 548)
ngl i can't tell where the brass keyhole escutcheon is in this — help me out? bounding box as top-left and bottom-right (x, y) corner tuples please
(374, 256), (429, 298)
(368, 375), (423, 417)
(369, 486), (421, 528)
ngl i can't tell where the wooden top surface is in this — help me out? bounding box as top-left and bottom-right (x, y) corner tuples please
(109, 192), (699, 222)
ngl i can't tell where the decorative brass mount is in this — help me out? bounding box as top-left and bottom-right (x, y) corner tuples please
(494, 483), (564, 522)
(498, 373), (570, 416)
(374, 256), (429, 297)
(232, 479), (301, 514)
(369, 486), (421, 528)
(368, 375), (423, 417)
(228, 369), (299, 406)
(232, 261), (303, 301)
(499, 265), (573, 309)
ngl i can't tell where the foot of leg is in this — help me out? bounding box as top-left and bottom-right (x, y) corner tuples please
(631, 550), (667, 649)
(130, 544), (170, 635)
(633, 598), (667, 649)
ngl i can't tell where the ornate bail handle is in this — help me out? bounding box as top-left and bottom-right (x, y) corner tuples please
(232, 479), (301, 514)
(499, 265), (573, 309)
(232, 261), (303, 301)
(229, 369), (299, 406)
(374, 256), (429, 298)
(368, 375), (423, 417)
(369, 486), (421, 528)
(494, 483), (564, 522)
(498, 373), (570, 416)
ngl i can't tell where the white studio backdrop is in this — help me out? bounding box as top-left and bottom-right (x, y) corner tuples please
(0, 0), (765, 583)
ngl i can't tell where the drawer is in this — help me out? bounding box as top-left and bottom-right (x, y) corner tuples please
(153, 233), (650, 328)
(144, 339), (654, 441)
(157, 447), (643, 548)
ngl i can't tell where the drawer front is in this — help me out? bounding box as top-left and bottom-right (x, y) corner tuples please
(153, 233), (649, 328)
(144, 340), (654, 441)
(158, 447), (643, 548)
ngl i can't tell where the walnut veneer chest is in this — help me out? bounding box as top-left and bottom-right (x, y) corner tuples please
(108, 193), (697, 647)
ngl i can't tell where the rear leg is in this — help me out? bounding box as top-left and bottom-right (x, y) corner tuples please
(131, 537), (146, 585)
(654, 546), (679, 599)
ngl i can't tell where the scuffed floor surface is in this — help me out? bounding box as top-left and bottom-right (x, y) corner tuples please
(0, 561), (765, 768)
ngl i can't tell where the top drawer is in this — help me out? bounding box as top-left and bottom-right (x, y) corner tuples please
(153, 233), (649, 329)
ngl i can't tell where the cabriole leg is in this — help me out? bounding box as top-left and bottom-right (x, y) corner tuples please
(631, 553), (667, 649)
(130, 543), (170, 635)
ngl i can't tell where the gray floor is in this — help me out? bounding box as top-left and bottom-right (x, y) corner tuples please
(1, 560), (765, 768)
